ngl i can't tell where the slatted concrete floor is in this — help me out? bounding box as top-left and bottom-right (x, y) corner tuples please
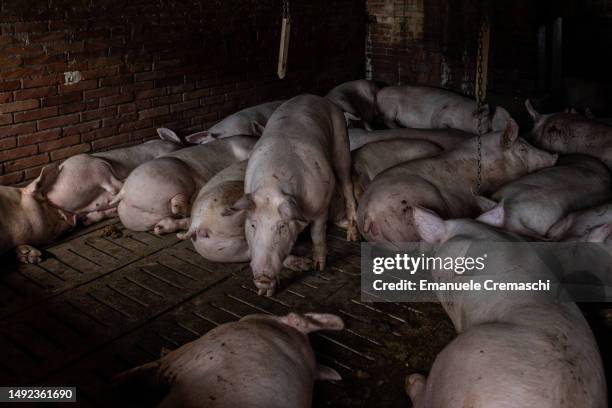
(0, 220), (610, 407)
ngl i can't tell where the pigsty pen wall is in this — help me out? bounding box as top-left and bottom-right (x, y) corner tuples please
(0, 0), (611, 407)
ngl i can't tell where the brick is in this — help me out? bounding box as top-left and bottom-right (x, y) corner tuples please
(14, 107), (58, 123)
(138, 105), (169, 120)
(171, 100), (199, 113)
(0, 92), (12, 103)
(4, 153), (49, 172)
(40, 135), (83, 154)
(38, 113), (80, 130)
(63, 120), (101, 136)
(50, 143), (91, 161)
(42, 92), (83, 107)
(58, 79), (98, 93)
(82, 126), (117, 142)
(91, 133), (131, 150)
(0, 171), (24, 185)
(82, 107), (117, 122)
(22, 75), (60, 89)
(0, 81), (21, 92)
(0, 122), (37, 138)
(118, 118), (153, 133)
(0, 99), (39, 114)
(100, 93), (133, 107)
(0, 137), (16, 151)
(84, 87), (119, 100)
(14, 86), (57, 101)
(18, 129), (62, 146)
(0, 114), (11, 126)
(0, 145), (37, 161)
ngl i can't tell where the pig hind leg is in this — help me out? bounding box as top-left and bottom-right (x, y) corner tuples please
(153, 217), (190, 235)
(283, 255), (313, 271)
(311, 214), (328, 271)
(331, 125), (360, 241)
(15, 245), (42, 264)
(405, 374), (427, 408)
(170, 193), (190, 217)
(82, 208), (118, 226)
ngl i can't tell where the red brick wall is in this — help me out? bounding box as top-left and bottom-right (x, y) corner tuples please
(0, 0), (366, 185)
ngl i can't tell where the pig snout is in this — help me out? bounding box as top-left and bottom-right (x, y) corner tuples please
(252, 272), (279, 297)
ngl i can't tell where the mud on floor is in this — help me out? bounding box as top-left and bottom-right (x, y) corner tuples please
(0, 220), (609, 407)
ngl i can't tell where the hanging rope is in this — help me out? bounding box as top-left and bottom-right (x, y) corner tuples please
(473, 16), (490, 195)
(277, 0), (291, 79)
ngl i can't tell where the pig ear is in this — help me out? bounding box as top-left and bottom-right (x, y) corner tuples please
(222, 194), (255, 216)
(547, 216), (572, 240)
(525, 99), (542, 122)
(23, 164), (60, 197)
(491, 106), (513, 132)
(252, 122), (266, 136)
(584, 223), (612, 243)
(475, 196), (498, 212)
(281, 312), (344, 334)
(157, 128), (181, 144)
(363, 216), (380, 237)
(316, 365), (342, 381)
(585, 107), (595, 119)
(278, 196), (307, 222)
(500, 117), (520, 148)
(476, 201), (506, 228)
(413, 206), (447, 244)
(185, 131), (213, 144)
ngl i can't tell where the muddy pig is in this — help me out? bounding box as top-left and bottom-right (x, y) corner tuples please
(115, 136), (256, 234)
(0, 166), (74, 263)
(115, 312), (344, 408)
(225, 95), (359, 296)
(358, 109), (558, 242)
(407, 207), (607, 408)
(477, 155), (611, 239)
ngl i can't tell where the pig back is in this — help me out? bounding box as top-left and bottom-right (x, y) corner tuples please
(93, 140), (180, 179)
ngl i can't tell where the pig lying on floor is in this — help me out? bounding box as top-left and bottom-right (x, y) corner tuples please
(43, 129), (183, 225)
(477, 154), (611, 239)
(526, 99), (612, 169)
(357, 109), (558, 243)
(326, 79), (380, 130)
(115, 136), (256, 235)
(0, 166), (74, 263)
(375, 85), (495, 133)
(114, 312), (344, 408)
(183, 101), (285, 144)
(407, 208), (607, 408)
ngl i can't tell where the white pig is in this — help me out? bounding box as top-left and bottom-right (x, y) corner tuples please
(225, 95), (359, 296)
(115, 312), (344, 408)
(347, 127), (473, 151)
(184, 101), (285, 144)
(548, 202), (612, 242)
(358, 109), (558, 243)
(407, 207), (607, 408)
(526, 99), (612, 169)
(326, 79), (380, 130)
(115, 136), (257, 234)
(43, 129), (183, 225)
(0, 166), (74, 263)
(477, 154), (611, 239)
(376, 85), (493, 133)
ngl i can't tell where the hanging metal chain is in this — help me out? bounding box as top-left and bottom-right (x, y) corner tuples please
(474, 16), (489, 196)
(282, 0), (290, 19)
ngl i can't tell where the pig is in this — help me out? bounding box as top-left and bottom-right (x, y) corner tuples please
(347, 127), (473, 151)
(325, 79), (380, 130)
(115, 136), (257, 234)
(43, 129), (183, 225)
(225, 95), (359, 296)
(0, 166), (74, 263)
(548, 202), (612, 242)
(407, 207), (607, 408)
(526, 99), (612, 169)
(357, 109), (558, 243)
(183, 101), (285, 144)
(375, 85), (494, 133)
(177, 161), (313, 271)
(114, 312), (344, 408)
(477, 155), (611, 239)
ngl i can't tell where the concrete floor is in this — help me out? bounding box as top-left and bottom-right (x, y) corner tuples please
(0, 220), (609, 407)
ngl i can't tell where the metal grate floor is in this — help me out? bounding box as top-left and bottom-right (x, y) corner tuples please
(0, 220), (609, 407)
